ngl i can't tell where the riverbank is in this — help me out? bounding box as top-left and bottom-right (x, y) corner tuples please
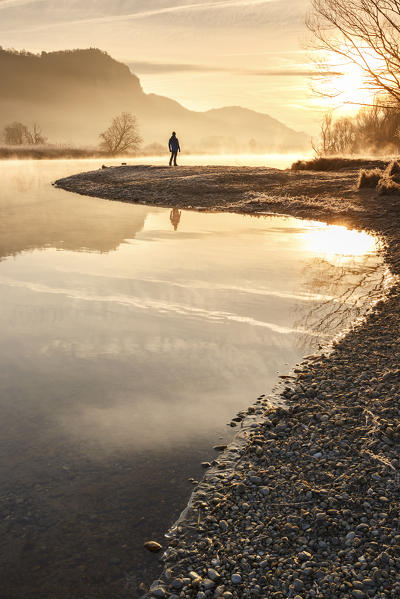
(56, 163), (400, 599)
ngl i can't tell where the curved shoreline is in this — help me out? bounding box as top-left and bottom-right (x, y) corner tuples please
(56, 165), (400, 599)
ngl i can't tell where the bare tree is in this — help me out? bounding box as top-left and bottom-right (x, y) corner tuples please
(25, 123), (47, 145)
(3, 121), (47, 145)
(314, 99), (400, 156)
(3, 122), (29, 145)
(307, 0), (400, 105)
(99, 112), (142, 155)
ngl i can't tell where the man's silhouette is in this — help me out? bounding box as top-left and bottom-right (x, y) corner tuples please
(168, 131), (180, 166)
(170, 207), (181, 231)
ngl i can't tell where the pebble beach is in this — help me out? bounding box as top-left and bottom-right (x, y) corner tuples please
(56, 162), (400, 599)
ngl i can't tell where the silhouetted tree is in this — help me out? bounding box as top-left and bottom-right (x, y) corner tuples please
(99, 112), (142, 155)
(313, 98), (400, 155)
(25, 123), (47, 145)
(313, 113), (356, 155)
(2, 121), (47, 145)
(307, 1), (400, 105)
(3, 122), (29, 145)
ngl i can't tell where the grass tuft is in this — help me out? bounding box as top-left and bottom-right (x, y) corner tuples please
(383, 160), (400, 178)
(377, 176), (400, 195)
(291, 157), (386, 172)
(357, 168), (383, 189)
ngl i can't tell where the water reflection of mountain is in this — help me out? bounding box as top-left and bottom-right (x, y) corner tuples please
(0, 165), (153, 259)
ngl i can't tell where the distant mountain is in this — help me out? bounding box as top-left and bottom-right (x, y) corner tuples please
(0, 48), (309, 153)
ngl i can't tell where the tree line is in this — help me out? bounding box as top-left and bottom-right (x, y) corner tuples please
(1, 112), (142, 155)
(314, 101), (400, 156)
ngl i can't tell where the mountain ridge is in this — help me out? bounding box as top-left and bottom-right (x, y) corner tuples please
(0, 47), (309, 153)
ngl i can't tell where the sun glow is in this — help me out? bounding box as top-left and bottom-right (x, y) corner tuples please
(302, 224), (378, 260)
(313, 51), (382, 114)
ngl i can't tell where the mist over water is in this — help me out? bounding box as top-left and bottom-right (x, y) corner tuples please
(0, 159), (385, 598)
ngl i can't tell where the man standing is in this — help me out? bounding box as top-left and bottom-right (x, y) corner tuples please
(168, 131), (180, 166)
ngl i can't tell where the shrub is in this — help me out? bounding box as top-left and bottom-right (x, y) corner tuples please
(291, 157), (386, 172)
(383, 160), (400, 178)
(357, 168), (383, 189)
(377, 176), (400, 195)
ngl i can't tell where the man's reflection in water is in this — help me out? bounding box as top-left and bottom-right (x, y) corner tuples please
(170, 207), (181, 231)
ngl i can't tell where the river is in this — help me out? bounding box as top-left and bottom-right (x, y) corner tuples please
(0, 158), (386, 598)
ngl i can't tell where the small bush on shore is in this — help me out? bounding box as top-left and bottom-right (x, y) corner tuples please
(383, 159), (400, 178)
(377, 176), (400, 195)
(357, 168), (383, 189)
(291, 157), (386, 171)
(292, 157), (356, 171)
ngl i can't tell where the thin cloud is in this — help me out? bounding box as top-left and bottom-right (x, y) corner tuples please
(0, 0), (44, 8)
(1, 0), (275, 33)
(129, 61), (341, 78)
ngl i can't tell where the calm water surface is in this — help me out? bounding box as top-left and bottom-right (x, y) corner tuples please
(0, 159), (385, 598)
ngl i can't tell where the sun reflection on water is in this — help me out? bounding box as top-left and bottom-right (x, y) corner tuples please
(302, 224), (378, 260)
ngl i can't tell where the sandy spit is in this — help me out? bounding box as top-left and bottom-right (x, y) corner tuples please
(56, 164), (400, 599)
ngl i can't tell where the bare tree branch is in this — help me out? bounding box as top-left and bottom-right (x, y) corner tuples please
(308, 0), (400, 103)
(99, 112), (142, 155)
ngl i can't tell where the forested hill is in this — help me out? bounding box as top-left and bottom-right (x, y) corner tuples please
(0, 48), (309, 152)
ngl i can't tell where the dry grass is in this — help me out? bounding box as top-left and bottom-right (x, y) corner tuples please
(357, 168), (383, 189)
(0, 145), (141, 160)
(377, 176), (400, 195)
(383, 159), (400, 178)
(291, 157), (386, 172)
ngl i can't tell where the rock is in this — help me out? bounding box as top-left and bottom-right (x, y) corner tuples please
(231, 573), (242, 584)
(207, 568), (221, 581)
(249, 475), (262, 484)
(144, 541), (162, 553)
(202, 578), (215, 590)
(214, 445), (227, 451)
(293, 579), (304, 591)
(151, 588), (166, 598)
(298, 551), (312, 562)
(351, 590), (366, 599)
(172, 578), (183, 589)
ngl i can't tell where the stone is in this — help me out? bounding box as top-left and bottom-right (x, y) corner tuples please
(172, 578), (183, 589)
(214, 445), (227, 451)
(151, 589), (166, 598)
(144, 541), (162, 553)
(298, 551), (312, 562)
(249, 475), (262, 484)
(231, 573), (242, 584)
(293, 579), (304, 591)
(202, 578), (215, 590)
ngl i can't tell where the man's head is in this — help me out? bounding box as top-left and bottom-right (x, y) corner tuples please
(172, 131), (176, 136)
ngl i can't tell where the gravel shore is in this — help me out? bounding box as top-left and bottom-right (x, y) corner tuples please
(56, 163), (400, 599)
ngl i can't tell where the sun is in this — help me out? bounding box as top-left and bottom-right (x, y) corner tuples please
(312, 50), (381, 114)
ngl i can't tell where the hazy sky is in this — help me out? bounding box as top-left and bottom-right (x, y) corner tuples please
(0, 0), (328, 132)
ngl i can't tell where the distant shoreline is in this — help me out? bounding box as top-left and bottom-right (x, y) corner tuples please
(0, 148), (307, 161)
(57, 162), (400, 599)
